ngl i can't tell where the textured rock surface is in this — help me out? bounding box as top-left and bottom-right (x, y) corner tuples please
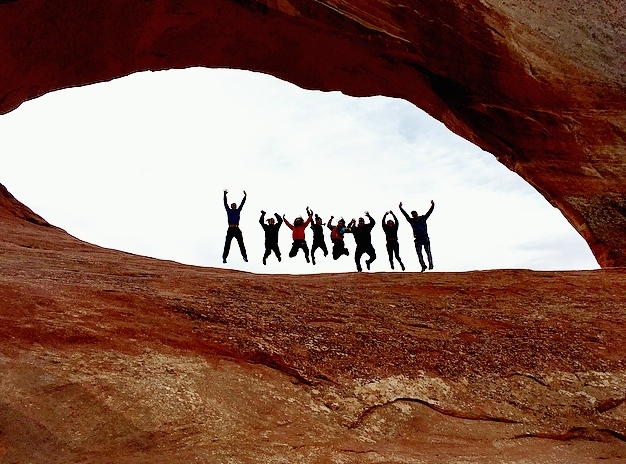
(1, 185), (626, 462)
(0, 0), (625, 266)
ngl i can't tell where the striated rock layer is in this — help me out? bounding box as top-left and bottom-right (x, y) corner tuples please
(1, 186), (626, 462)
(1, 0), (625, 266)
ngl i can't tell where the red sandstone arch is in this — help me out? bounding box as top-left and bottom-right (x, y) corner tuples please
(1, 0), (625, 266)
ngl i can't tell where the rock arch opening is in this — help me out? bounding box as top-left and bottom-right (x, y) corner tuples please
(1, 68), (598, 272)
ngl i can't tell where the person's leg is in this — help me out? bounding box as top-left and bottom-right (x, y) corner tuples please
(321, 241), (328, 257)
(272, 243), (282, 262)
(415, 240), (427, 271)
(263, 245), (271, 265)
(234, 228), (248, 261)
(424, 238), (433, 269)
(222, 228), (234, 262)
(355, 246), (364, 272)
(332, 242), (341, 260)
(342, 242), (349, 256)
(365, 245), (376, 270)
(289, 241), (299, 258)
(302, 241), (310, 263)
(386, 242), (394, 269)
(311, 241), (319, 264)
(394, 242), (405, 271)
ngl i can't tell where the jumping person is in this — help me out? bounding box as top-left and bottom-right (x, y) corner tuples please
(222, 189), (248, 263)
(349, 212), (376, 272)
(399, 200), (435, 272)
(283, 207), (314, 263)
(310, 212), (328, 265)
(259, 210), (283, 265)
(327, 216), (352, 260)
(382, 211), (405, 271)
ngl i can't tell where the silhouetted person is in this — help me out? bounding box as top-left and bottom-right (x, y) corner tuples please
(327, 216), (351, 260)
(259, 210), (283, 265)
(283, 207), (313, 263)
(349, 212), (376, 272)
(310, 212), (328, 265)
(382, 210), (405, 271)
(222, 189), (248, 263)
(399, 200), (435, 272)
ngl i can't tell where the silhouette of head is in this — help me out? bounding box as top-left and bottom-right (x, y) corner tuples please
(294, 217), (304, 226)
(411, 211), (418, 218)
(315, 216), (322, 225)
(267, 218), (275, 225)
(231, 203), (237, 209)
(358, 217), (365, 225)
(387, 220), (394, 227)
(338, 219), (345, 227)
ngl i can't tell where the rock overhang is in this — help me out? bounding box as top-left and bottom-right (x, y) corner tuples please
(1, 0), (624, 265)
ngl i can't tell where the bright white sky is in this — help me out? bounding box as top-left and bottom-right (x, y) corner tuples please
(0, 68), (599, 274)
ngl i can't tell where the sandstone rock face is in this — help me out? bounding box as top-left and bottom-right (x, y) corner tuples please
(1, 0), (625, 266)
(1, 185), (626, 462)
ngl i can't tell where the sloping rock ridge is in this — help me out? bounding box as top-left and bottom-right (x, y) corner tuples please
(0, 0), (625, 266)
(1, 184), (626, 462)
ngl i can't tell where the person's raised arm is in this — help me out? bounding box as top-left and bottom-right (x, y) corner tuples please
(327, 216), (335, 230)
(239, 190), (247, 210)
(283, 215), (293, 229)
(274, 213), (283, 227)
(365, 211), (375, 228)
(223, 189), (229, 210)
(303, 208), (313, 227)
(424, 200), (435, 219)
(259, 210), (266, 226)
(390, 210), (399, 225)
(399, 202), (410, 222)
(382, 211), (389, 224)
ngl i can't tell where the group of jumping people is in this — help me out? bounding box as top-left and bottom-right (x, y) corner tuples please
(222, 189), (435, 272)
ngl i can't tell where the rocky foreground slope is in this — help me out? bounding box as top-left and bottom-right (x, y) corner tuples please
(1, 185), (625, 463)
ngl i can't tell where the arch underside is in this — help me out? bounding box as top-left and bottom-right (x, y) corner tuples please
(1, 0), (625, 266)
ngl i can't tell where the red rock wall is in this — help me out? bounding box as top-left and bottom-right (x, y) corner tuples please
(1, 0), (625, 265)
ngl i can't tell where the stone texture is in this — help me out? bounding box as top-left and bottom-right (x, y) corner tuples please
(1, 184), (626, 462)
(1, 0), (625, 266)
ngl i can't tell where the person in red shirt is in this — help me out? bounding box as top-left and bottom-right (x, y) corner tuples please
(283, 207), (314, 263)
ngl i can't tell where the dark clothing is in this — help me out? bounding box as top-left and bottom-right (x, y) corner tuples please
(223, 226), (247, 261)
(310, 222), (328, 262)
(400, 203), (434, 270)
(382, 215), (399, 241)
(350, 217), (375, 247)
(354, 244), (376, 272)
(348, 217), (376, 271)
(222, 192), (248, 261)
(260, 212), (282, 262)
(289, 239), (310, 260)
(260, 212), (282, 245)
(386, 241), (402, 266)
(382, 212), (404, 270)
